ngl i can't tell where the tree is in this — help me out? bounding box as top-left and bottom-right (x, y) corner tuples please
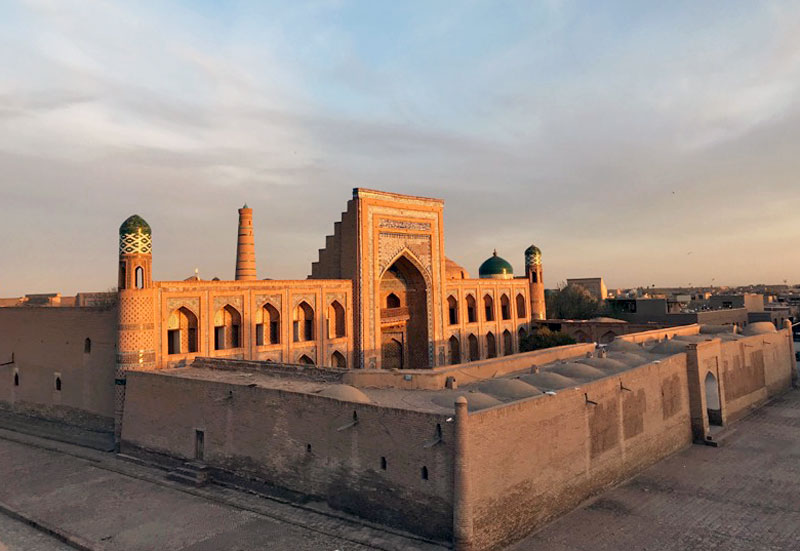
(519, 327), (576, 352)
(546, 283), (601, 320)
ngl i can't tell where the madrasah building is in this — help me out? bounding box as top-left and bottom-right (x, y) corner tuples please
(1, 188), (795, 550)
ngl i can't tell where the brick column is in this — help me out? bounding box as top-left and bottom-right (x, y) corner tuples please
(453, 396), (473, 550)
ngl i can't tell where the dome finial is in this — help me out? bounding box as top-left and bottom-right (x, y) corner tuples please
(493, 249), (497, 256)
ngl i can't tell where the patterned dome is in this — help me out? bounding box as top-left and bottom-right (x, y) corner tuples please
(119, 215), (152, 255)
(479, 250), (513, 279)
(525, 244), (542, 266)
(524, 244), (541, 256)
(119, 215), (151, 236)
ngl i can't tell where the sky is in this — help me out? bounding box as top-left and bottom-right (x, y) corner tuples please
(1, 0), (799, 296)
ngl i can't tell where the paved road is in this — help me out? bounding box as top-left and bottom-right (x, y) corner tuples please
(0, 431), (441, 551)
(0, 513), (74, 551)
(512, 389), (800, 550)
(4, 391), (800, 550)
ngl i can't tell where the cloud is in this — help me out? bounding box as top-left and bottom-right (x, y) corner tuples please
(1, 1), (800, 296)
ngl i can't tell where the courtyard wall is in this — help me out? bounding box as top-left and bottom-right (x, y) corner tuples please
(0, 306), (116, 430)
(121, 371), (455, 541)
(465, 353), (692, 550)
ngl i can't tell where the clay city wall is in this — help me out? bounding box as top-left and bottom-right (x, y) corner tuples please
(121, 370), (456, 541)
(0, 306), (116, 430)
(465, 353), (692, 550)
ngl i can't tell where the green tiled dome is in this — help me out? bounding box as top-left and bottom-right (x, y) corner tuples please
(479, 250), (513, 278)
(119, 215), (151, 235)
(524, 244), (541, 257)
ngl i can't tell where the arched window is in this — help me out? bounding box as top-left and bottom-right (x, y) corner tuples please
(465, 295), (476, 323)
(331, 350), (346, 368)
(500, 294), (511, 320)
(516, 293), (526, 318)
(298, 354), (315, 365)
(468, 334), (479, 361)
(599, 330), (616, 344)
(484, 295), (495, 322)
(421, 466), (429, 480)
(55, 376), (62, 391)
(135, 266), (144, 289)
(13, 371), (19, 387)
(293, 302), (314, 342)
(447, 296), (458, 325)
(503, 329), (513, 356)
(168, 307), (199, 354)
(386, 293), (401, 308)
(705, 372), (722, 425)
(328, 300), (345, 338)
(486, 332), (497, 358)
(84, 338), (91, 354)
(256, 303), (281, 346)
(448, 335), (461, 365)
(380, 456), (387, 470)
(518, 327), (527, 344)
(214, 305), (242, 350)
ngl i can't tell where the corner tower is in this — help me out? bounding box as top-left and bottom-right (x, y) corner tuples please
(115, 215), (156, 446)
(235, 204), (257, 280)
(525, 245), (546, 320)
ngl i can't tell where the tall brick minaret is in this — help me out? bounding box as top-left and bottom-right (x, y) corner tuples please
(235, 204), (257, 280)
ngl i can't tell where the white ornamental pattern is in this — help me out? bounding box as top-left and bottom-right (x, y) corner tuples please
(120, 232), (152, 254)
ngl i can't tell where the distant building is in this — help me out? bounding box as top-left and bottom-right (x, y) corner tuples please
(606, 297), (749, 327)
(566, 277), (607, 301)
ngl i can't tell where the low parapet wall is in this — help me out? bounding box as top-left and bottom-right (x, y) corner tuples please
(616, 323), (702, 344)
(344, 343), (596, 390)
(190, 357), (347, 383)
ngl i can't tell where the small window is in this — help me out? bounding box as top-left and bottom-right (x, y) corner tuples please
(256, 324), (264, 346)
(13, 372), (19, 387)
(55, 376), (62, 391)
(84, 338), (91, 354)
(135, 266), (144, 289)
(306, 443), (312, 453)
(380, 456), (387, 470)
(386, 293), (401, 308)
(421, 466), (429, 480)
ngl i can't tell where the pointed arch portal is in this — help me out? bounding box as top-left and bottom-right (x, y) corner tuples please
(379, 254), (429, 369)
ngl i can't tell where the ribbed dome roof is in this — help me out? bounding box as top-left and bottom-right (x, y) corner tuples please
(119, 215), (151, 235)
(524, 244), (541, 256)
(478, 250), (513, 279)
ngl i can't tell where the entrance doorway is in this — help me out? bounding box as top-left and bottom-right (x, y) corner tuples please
(195, 429), (205, 461)
(704, 372), (722, 426)
(379, 255), (429, 369)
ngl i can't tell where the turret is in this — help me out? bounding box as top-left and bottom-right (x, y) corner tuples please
(118, 215), (152, 289)
(235, 204), (257, 280)
(525, 245), (546, 320)
(115, 215), (157, 447)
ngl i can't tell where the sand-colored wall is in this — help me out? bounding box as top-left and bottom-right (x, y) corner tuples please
(121, 371), (455, 540)
(688, 328), (794, 438)
(465, 354), (692, 550)
(344, 342), (595, 390)
(0, 307), (116, 429)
